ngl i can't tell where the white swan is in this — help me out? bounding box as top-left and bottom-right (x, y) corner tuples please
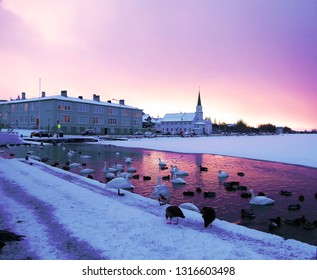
(158, 158), (167, 167)
(218, 170), (229, 178)
(170, 165), (188, 176)
(125, 157), (133, 164)
(80, 154), (92, 159)
(249, 189), (275, 205)
(127, 166), (137, 173)
(105, 175), (134, 196)
(171, 174), (186, 184)
(151, 176), (170, 205)
(103, 162), (117, 173)
(179, 203), (200, 213)
(79, 166), (95, 175)
(68, 160), (81, 168)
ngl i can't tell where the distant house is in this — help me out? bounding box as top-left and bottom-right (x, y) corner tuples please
(160, 91), (212, 135)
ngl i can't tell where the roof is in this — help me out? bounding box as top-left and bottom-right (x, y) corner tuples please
(0, 95), (141, 110)
(162, 113), (195, 122)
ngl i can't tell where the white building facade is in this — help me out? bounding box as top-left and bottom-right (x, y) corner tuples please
(160, 91), (212, 135)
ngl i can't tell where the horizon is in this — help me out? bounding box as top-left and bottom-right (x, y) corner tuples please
(1, 1), (316, 131)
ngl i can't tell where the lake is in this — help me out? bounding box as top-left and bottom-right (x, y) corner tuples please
(2, 142), (317, 246)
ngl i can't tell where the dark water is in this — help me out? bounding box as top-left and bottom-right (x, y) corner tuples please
(2, 143), (317, 246)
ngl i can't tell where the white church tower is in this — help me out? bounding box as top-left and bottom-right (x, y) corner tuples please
(196, 89), (203, 122)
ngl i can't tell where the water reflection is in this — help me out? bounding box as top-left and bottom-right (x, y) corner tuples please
(2, 143), (317, 246)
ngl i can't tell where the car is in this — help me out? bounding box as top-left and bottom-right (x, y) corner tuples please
(81, 129), (97, 136)
(31, 130), (53, 137)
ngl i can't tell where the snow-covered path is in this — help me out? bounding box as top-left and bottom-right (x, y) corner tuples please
(0, 157), (315, 260)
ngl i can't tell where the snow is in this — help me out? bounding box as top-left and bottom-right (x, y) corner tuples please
(1, 133), (317, 263)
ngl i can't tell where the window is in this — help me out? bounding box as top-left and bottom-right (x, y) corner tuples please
(77, 116), (89, 124)
(108, 118), (117, 125)
(93, 117), (104, 125)
(122, 109), (130, 116)
(133, 111), (141, 117)
(77, 104), (89, 112)
(133, 119), (141, 127)
(121, 119), (130, 126)
(59, 114), (71, 123)
(108, 108), (118, 116)
(24, 103), (28, 111)
(93, 106), (104, 114)
(58, 102), (71, 110)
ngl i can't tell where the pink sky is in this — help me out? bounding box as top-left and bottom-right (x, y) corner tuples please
(1, 0), (316, 130)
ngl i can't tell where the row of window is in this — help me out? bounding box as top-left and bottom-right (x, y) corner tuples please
(11, 115), (141, 127)
(9, 102), (142, 118)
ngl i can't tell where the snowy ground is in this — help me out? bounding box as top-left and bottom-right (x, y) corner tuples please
(0, 133), (316, 262)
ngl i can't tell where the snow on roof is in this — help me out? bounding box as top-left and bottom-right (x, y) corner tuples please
(162, 113), (195, 122)
(0, 95), (139, 110)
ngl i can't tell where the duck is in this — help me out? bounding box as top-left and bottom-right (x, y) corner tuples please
(240, 192), (251, 198)
(249, 189), (275, 205)
(288, 204), (301, 211)
(162, 174), (170, 180)
(303, 221), (317, 230)
(237, 172), (245, 177)
(218, 170), (229, 178)
(199, 165), (208, 171)
(183, 191), (195, 196)
(132, 174), (140, 179)
(298, 195), (305, 202)
(0, 230), (25, 251)
(196, 187), (202, 193)
(236, 185), (247, 191)
(143, 175), (151, 181)
(151, 177), (170, 205)
(105, 175), (134, 196)
(282, 215), (306, 226)
(179, 203), (200, 213)
(165, 206), (185, 224)
(200, 207), (216, 228)
(280, 190), (292, 196)
(203, 191), (216, 198)
(241, 209), (255, 219)
(268, 216), (282, 228)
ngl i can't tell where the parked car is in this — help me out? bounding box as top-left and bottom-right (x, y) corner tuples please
(31, 130), (53, 137)
(81, 129), (97, 136)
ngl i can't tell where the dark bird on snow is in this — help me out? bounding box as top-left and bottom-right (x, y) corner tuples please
(0, 230), (25, 251)
(165, 206), (185, 224)
(200, 207), (216, 228)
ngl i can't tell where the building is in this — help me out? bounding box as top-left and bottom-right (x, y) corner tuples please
(0, 90), (143, 135)
(160, 91), (212, 135)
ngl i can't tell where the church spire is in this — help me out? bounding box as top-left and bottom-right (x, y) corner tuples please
(197, 87), (201, 106)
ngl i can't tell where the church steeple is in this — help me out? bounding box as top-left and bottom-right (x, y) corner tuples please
(196, 88), (203, 122)
(197, 88), (202, 107)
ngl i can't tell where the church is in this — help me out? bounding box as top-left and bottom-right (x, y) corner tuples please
(160, 91), (212, 136)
